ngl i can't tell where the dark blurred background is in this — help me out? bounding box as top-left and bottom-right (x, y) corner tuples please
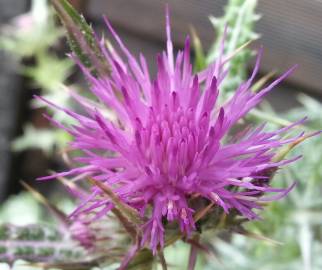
(1, 0), (322, 202)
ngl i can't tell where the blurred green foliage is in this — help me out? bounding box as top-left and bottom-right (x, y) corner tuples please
(0, 0), (74, 154)
(0, 1), (62, 57)
(0, 193), (42, 225)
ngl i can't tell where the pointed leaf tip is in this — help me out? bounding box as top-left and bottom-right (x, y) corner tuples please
(50, 0), (111, 77)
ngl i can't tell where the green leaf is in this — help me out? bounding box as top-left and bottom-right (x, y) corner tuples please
(50, 0), (110, 77)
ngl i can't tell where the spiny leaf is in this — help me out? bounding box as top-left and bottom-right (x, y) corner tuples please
(50, 0), (110, 77)
(0, 224), (85, 265)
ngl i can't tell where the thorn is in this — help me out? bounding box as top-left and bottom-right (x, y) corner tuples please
(20, 180), (69, 229)
(273, 131), (322, 162)
(194, 202), (215, 222)
(89, 178), (143, 226)
(223, 39), (256, 64)
(251, 70), (276, 93)
(234, 226), (282, 246)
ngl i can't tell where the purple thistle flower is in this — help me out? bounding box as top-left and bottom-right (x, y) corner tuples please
(38, 11), (306, 253)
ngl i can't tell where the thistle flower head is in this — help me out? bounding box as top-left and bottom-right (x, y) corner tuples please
(39, 11), (306, 253)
